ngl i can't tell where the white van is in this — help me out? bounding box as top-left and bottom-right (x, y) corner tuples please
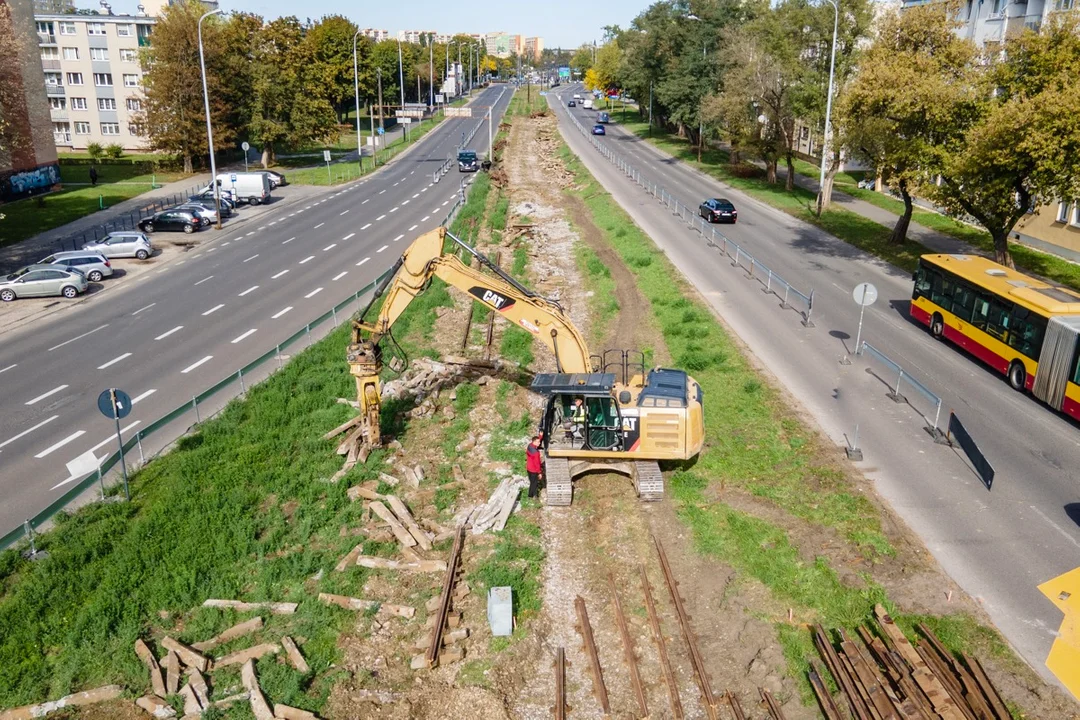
(204, 172), (272, 205)
(582, 99), (594, 110)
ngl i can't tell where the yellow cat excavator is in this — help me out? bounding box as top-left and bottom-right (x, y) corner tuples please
(347, 227), (704, 505)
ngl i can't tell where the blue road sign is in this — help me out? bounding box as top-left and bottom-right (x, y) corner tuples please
(97, 388), (132, 420)
(377, 127), (385, 135)
(230, 173), (237, 182)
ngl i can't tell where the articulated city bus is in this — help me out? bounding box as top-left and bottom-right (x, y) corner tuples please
(911, 253), (1080, 421)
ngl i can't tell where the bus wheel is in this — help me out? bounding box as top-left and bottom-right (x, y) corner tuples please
(1008, 361), (1027, 391)
(930, 314), (945, 339)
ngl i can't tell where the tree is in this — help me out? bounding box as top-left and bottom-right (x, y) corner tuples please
(592, 39), (621, 92)
(842, 3), (979, 244)
(570, 43), (594, 78)
(140, 0), (234, 173)
(927, 13), (1080, 266)
(0, 1), (28, 156)
(306, 15), (360, 122)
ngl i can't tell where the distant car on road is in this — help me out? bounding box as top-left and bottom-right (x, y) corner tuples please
(597, 112), (610, 124)
(0, 264), (88, 302)
(265, 170), (288, 188)
(567, 100), (577, 107)
(458, 150), (479, 172)
(174, 203), (218, 226)
(84, 231), (153, 259)
(138, 209), (202, 235)
(184, 197), (233, 218)
(592, 124), (606, 135)
(699, 198), (738, 224)
(38, 250), (113, 282)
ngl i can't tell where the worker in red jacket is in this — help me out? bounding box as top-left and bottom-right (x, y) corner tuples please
(526, 433), (543, 498)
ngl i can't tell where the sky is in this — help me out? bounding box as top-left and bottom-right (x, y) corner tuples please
(99, 0), (654, 48)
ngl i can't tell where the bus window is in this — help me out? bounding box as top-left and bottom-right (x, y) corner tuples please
(1072, 343), (1080, 385)
(951, 281), (978, 322)
(971, 293), (991, 331)
(930, 268), (950, 307)
(1008, 306), (1047, 360)
(913, 265), (932, 298)
(984, 298), (1013, 342)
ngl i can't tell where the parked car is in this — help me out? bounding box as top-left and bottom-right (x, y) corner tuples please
(189, 193), (236, 211)
(0, 264), (88, 302)
(458, 150), (479, 172)
(185, 196), (233, 217)
(583, 99), (594, 109)
(592, 124), (606, 136)
(139, 209), (202, 234)
(265, 170), (288, 187)
(597, 112), (610, 124)
(699, 198), (738, 224)
(174, 203), (218, 226)
(203, 172), (271, 205)
(38, 250), (112, 282)
(83, 231), (154, 260)
(567, 100), (577, 107)
(857, 178), (877, 190)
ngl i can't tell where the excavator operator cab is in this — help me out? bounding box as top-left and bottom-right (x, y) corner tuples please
(531, 373), (632, 453)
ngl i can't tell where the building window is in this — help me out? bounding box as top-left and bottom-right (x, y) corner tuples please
(36, 21), (53, 34)
(1073, 204), (1080, 228)
(59, 21), (76, 35)
(63, 46), (79, 60)
(123, 74), (139, 88)
(90, 47), (109, 61)
(41, 47), (60, 60)
(126, 97), (142, 111)
(74, 121), (91, 134)
(116, 23), (133, 37)
(71, 97), (87, 110)
(1058, 0), (1075, 10)
(93, 73), (112, 86)
(101, 123), (121, 136)
(129, 123), (144, 136)
(49, 97), (66, 110)
(120, 48), (137, 62)
(45, 72), (62, 86)
(98, 98), (117, 111)
(87, 23), (106, 36)
(67, 72), (84, 85)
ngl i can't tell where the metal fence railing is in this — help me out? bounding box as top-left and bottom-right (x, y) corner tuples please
(1, 175), (481, 553)
(860, 341), (946, 440)
(558, 101), (817, 328)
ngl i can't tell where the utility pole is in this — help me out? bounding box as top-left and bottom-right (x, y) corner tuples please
(429, 40), (434, 108)
(377, 66), (384, 148)
(397, 40), (407, 142)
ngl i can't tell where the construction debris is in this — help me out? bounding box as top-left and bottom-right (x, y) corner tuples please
(163, 651), (181, 695)
(811, 605), (1010, 720)
(162, 637), (210, 673)
(202, 599), (298, 615)
(356, 556), (447, 572)
(192, 617), (264, 651)
(214, 642), (281, 668)
(241, 659), (276, 720)
(384, 495), (432, 549)
(368, 501), (417, 547)
(134, 639), (167, 698)
(0, 686), (124, 720)
(416, 526), (466, 670)
(350, 689), (401, 705)
(282, 636), (310, 673)
(187, 668), (211, 709)
(466, 476), (527, 534)
(179, 684), (202, 716)
(213, 692), (250, 708)
(334, 543), (365, 572)
(135, 695), (177, 718)
(318, 592), (416, 618)
(274, 704), (320, 720)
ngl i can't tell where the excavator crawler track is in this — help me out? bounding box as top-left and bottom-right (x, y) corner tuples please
(545, 457), (573, 506)
(633, 461), (665, 502)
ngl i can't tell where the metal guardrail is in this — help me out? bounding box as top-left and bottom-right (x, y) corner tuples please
(559, 101), (816, 327)
(859, 341), (945, 439)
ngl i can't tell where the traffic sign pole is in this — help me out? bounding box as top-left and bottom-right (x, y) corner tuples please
(851, 282), (878, 355)
(109, 388), (130, 501)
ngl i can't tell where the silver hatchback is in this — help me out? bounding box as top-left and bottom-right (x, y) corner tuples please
(83, 231), (153, 260)
(0, 264), (88, 301)
(38, 251), (113, 282)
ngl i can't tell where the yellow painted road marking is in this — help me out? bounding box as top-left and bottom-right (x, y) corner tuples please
(1039, 566), (1080, 701)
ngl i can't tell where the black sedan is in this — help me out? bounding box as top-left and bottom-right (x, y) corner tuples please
(699, 198), (738, 224)
(139, 209), (202, 234)
(567, 100), (577, 107)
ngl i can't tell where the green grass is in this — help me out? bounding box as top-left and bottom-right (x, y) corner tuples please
(489, 190), (510, 232)
(450, 172), (491, 247)
(557, 136), (1014, 700)
(575, 243), (619, 343)
(0, 164), (187, 248)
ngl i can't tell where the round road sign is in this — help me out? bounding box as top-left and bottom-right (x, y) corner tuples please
(852, 282), (878, 307)
(97, 388), (132, 420)
(242, 141), (250, 151)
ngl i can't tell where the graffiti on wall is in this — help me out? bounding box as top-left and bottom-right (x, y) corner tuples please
(1, 163), (61, 202)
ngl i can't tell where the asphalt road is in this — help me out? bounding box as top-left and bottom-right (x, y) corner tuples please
(553, 85), (1080, 684)
(0, 85), (512, 538)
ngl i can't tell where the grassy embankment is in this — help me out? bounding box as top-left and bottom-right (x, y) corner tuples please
(0, 163), (187, 248)
(0, 90), (543, 716)
(555, 138), (1022, 705)
(622, 119), (1080, 292)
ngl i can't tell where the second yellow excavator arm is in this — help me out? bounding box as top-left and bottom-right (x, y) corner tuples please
(346, 227), (592, 447)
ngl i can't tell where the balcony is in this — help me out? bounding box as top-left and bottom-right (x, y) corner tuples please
(38, 32), (56, 45)
(41, 59), (61, 71)
(45, 84), (65, 97)
(50, 109), (68, 121)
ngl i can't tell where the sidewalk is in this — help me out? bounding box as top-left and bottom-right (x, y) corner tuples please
(0, 172), (212, 273)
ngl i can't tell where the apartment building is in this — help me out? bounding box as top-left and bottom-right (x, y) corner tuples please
(397, 29), (438, 44)
(485, 31), (510, 58)
(362, 28), (389, 41)
(1, 0), (60, 201)
(35, 11), (155, 151)
(508, 34), (524, 56)
(524, 36), (543, 61)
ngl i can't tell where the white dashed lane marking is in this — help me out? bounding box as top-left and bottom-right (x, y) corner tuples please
(305, 287), (323, 299)
(357, 257), (370, 266)
(0, 416), (57, 450)
(231, 329), (257, 344)
(299, 256), (315, 264)
(393, 234), (404, 242)
(238, 286), (259, 296)
(377, 245), (388, 253)
(155, 326), (183, 341)
(24, 385), (68, 405)
(343, 233), (355, 240)
(376, 214), (386, 221)
(272, 270), (289, 279)
(202, 304), (225, 316)
(97, 353), (132, 370)
(244, 254), (259, 262)
(333, 271), (348, 281)
(194, 276), (213, 286)
(323, 244), (336, 251)
(132, 303), (155, 315)
(314, 222), (325, 229)
(181, 356), (213, 374)
(408, 225), (417, 232)
(340, 210), (349, 215)
(283, 237), (295, 244)
(35, 430), (86, 459)
(361, 223), (372, 230)
(272, 306), (292, 319)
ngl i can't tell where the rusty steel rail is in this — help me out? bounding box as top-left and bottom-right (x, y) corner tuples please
(554, 646), (569, 720)
(609, 573), (648, 718)
(727, 693), (747, 720)
(761, 688), (787, 720)
(654, 536), (720, 720)
(641, 564), (684, 719)
(426, 526), (465, 668)
(574, 596), (611, 715)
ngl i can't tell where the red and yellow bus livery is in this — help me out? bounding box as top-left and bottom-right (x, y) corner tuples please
(911, 254), (1080, 421)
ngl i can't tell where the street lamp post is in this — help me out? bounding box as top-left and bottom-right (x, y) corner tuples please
(197, 7), (223, 229)
(817, 0), (840, 216)
(397, 39), (406, 141)
(429, 40), (433, 108)
(352, 30), (364, 172)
